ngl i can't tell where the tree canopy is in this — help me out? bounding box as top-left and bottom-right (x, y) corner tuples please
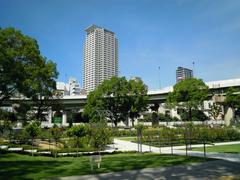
(0, 27), (59, 121)
(128, 78), (148, 126)
(25, 121), (40, 140)
(224, 87), (240, 109)
(89, 122), (112, 151)
(180, 109), (208, 122)
(224, 87), (240, 122)
(66, 124), (88, 138)
(25, 121), (40, 156)
(83, 76), (148, 126)
(209, 102), (223, 120)
(167, 78), (209, 121)
(66, 124), (89, 156)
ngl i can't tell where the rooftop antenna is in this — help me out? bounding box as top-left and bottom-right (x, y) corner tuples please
(192, 61), (195, 78)
(158, 66), (161, 89)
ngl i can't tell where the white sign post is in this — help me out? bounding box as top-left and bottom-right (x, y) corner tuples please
(90, 155), (102, 170)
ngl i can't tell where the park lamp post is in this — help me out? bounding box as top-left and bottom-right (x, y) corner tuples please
(95, 109), (114, 127)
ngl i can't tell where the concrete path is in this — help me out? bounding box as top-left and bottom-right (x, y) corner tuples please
(55, 160), (240, 180)
(113, 139), (240, 162)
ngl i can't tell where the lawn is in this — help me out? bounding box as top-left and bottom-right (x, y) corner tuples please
(116, 137), (137, 141)
(0, 153), (209, 179)
(190, 144), (240, 153)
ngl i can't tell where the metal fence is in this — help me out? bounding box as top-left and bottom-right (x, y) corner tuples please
(137, 135), (214, 158)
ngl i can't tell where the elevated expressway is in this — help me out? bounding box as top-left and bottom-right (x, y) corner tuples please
(2, 78), (240, 127)
(60, 78), (240, 110)
(3, 78), (240, 111)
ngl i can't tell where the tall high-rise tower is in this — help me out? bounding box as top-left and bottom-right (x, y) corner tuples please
(83, 25), (118, 93)
(176, 66), (193, 82)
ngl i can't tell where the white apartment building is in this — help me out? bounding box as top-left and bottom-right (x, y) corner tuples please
(83, 24), (118, 93)
(68, 77), (81, 96)
(56, 77), (82, 96)
(56, 82), (69, 96)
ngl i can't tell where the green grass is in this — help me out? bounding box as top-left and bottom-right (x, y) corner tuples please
(116, 137), (137, 141)
(0, 153), (209, 179)
(191, 144), (240, 153)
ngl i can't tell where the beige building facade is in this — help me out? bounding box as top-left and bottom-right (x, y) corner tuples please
(83, 25), (118, 93)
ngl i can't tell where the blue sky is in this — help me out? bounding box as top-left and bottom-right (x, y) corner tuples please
(1, 0), (240, 90)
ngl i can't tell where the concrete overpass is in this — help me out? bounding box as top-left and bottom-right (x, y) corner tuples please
(59, 78), (240, 108)
(2, 78), (240, 127)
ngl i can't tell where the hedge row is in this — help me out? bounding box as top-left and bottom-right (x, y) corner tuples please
(113, 126), (240, 143)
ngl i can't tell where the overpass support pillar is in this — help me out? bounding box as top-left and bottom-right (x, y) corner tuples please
(62, 111), (67, 126)
(48, 108), (52, 126)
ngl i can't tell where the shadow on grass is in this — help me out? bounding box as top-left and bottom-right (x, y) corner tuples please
(96, 154), (208, 174)
(0, 160), (69, 180)
(0, 154), (92, 179)
(56, 160), (240, 180)
(0, 153), (210, 179)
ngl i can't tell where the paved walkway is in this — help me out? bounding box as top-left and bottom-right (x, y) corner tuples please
(113, 139), (240, 162)
(55, 160), (240, 180)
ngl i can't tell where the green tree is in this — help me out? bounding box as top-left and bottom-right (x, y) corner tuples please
(25, 121), (41, 156)
(135, 124), (145, 153)
(84, 77), (148, 127)
(180, 109), (208, 122)
(0, 27), (59, 121)
(89, 122), (112, 153)
(12, 102), (31, 124)
(167, 78), (208, 121)
(23, 59), (59, 121)
(50, 124), (62, 157)
(0, 119), (12, 139)
(209, 102), (223, 120)
(66, 125), (88, 156)
(128, 78), (148, 127)
(224, 87), (240, 123)
(158, 113), (173, 122)
(150, 103), (160, 112)
(151, 112), (159, 127)
(0, 109), (17, 122)
(50, 124), (62, 148)
(0, 28), (27, 105)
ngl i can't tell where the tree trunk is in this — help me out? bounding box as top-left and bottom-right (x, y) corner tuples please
(131, 118), (135, 127)
(232, 108), (236, 125)
(114, 121), (117, 127)
(55, 140), (57, 158)
(32, 138), (34, 156)
(77, 138), (79, 157)
(48, 139), (50, 150)
(189, 108), (192, 121)
(36, 95), (44, 121)
(77, 145), (79, 157)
